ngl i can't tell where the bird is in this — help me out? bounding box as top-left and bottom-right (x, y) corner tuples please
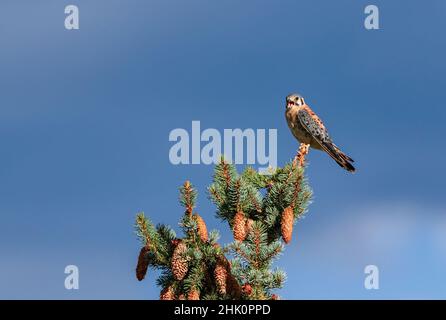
(285, 93), (355, 173)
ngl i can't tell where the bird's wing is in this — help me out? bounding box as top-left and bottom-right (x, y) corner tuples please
(297, 106), (330, 143)
(297, 106), (355, 172)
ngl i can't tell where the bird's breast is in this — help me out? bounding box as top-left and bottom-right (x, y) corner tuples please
(285, 107), (316, 146)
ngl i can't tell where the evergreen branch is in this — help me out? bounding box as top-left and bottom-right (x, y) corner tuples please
(135, 212), (152, 246)
(134, 159), (313, 300)
(221, 160), (232, 191)
(180, 180), (197, 216)
(247, 188), (262, 213)
(229, 178), (242, 213)
(290, 167), (303, 210)
(208, 185), (224, 206)
(253, 226), (261, 269)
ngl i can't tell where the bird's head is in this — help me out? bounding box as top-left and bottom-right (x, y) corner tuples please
(286, 94), (305, 109)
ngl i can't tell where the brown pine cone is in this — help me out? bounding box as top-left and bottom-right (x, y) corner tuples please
(193, 213), (208, 242)
(160, 285), (175, 300)
(171, 241), (188, 281)
(136, 246), (149, 281)
(227, 274), (241, 299)
(281, 206), (294, 244)
(214, 260), (228, 295)
(242, 283), (252, 296)
(245, 218), (254, 237)
(233, 211), (248, 241)
(187, 289), (200, 300)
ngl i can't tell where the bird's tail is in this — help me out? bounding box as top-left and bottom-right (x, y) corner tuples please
(320, 142), (356, 173)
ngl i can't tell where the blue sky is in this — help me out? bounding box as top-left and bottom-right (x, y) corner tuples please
(1, 0), (445, 299)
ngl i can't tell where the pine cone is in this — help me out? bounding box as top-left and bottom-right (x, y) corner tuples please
(281, 206), (294, 244)
(187, 289), (200, 300)
(233, 211), (248, 241)
(227, 274), (241, 299)
(160, 285), (175, 300)
(245, 218), (254, 237)
(271, 294), (279, 300)
(178, 294), (186, 300)
(193, 214), (208, 242)
(136, 246), (149, 281)
(214, 259), (228, 295)
(242, 283), (252, 296)
(171, 241), (189, 281)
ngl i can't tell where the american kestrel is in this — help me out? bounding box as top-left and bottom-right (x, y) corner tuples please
(285, 93), (355, 172)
